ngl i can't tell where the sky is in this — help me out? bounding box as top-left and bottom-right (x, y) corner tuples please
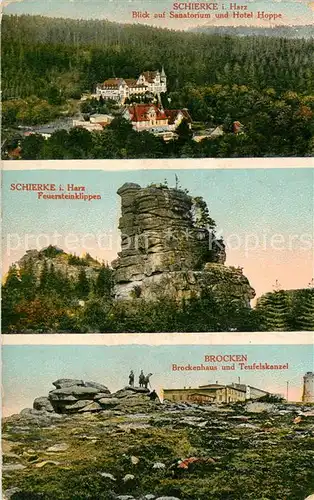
(3, 0), (314, 28)
(2, 343), (313, 416)
(2, 168), (313, 300)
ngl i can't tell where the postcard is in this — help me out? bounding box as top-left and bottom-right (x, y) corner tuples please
(2, 338), (314, 499)
(2, 165), (313, 333)
(2, 0), (314, 160)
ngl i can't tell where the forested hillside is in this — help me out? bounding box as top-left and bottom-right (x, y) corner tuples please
(2, 245), (313, 332)
(2, 14), (314, 100)
(2, 15), (314, 158)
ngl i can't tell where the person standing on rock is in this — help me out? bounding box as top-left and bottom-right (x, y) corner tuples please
(129, 370), (134, 387)
(149, 389), (158, 401)
(139, 370), (145, 387)
(144, 373), (153, 389)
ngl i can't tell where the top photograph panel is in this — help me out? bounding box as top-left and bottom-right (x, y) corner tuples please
(2, 0), (313, 160)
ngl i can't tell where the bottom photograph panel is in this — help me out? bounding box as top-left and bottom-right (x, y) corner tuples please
(2, 342), (314, 500)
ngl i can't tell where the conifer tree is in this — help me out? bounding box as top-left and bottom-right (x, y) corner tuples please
(19, 260), (37, 300)
(294, 281), (314, 331)
(76, 268), (90, 299)
(2, 265), (23, 332)
(94, 265), (113, 298)
(4, 264), (21, 292)
(39, 259), (49, 292)
(257, 281), (289, 331)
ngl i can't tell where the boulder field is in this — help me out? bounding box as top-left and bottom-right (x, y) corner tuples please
(3, 379), (314, 500)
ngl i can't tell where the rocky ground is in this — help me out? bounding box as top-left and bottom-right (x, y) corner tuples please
(2, 381), (314, 500)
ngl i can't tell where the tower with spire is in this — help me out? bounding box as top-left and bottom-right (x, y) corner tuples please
(160, 66), (167, 90)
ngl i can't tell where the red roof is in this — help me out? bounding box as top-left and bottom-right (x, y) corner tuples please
(101, 78), (124, 88)
(8, 147), (22, 159)
(127, 104), (167, 123)
(141, 71), (158, 83)
(165, 109), (192, 125)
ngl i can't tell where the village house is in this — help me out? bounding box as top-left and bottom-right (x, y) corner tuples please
(72, 120), (104, 132)
(163, 382), (271, 404)
(95, 68), (167, 103)
(72, 113), (114, 132)
(165, 108), (192, 131)
(123, 103), (192, 139)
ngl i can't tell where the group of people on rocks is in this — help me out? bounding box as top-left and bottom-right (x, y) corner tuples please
(128, 370), (152, 389)
(128, 370), (158, 401)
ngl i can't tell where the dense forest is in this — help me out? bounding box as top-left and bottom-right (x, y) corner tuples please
(2, 15), (314, 158)
(2, 247), (314, 333)
(3, 15), (314, 100)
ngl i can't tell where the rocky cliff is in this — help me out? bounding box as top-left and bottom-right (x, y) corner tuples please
(112, 183), (255, 303)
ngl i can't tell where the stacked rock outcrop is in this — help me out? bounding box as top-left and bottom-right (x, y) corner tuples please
(32, 379), (160, 415)
(18, 248), (101, 282)
(112, 183), (255, 303)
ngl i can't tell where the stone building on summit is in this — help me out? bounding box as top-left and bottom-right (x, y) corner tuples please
(163, 383), (271, 404)
(112, 182), (255, 303)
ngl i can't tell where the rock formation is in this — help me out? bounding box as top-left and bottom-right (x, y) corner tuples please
(17, 247), (101, 282)
(112, 183), (255, 303)
(33, 379), (161, 415)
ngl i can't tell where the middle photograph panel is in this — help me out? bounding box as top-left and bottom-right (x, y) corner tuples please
(2, 166), (313, 333)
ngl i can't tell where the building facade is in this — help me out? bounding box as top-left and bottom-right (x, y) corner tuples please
(230, 383), (270, 400)
(163, 382), (272, 404)
(123, 104), (192, 139)
(163, 384), (246, 404)
(95, 69), (167, 103)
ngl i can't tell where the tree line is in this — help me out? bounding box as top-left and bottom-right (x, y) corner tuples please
(2, 253), (313, 333)
(4, 102), (313, 159)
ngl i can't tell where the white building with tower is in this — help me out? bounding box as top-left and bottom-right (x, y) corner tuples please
(95, 68), (167, 104)
(302, 372), (314, 402)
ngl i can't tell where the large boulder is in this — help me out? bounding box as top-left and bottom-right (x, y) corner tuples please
(84, 381), (110, 393)
(98, 398), (120, 408)
(49, 386), (100, 400)
(52, 379), (85, 389)
(48, 385), (102, 413)
(114, 387), (150, 398)
(33, 397), (55, 413)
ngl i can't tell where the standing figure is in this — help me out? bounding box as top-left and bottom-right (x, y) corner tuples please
(129, 370), (134, 387)
(139, 370), (145, 387)
(149, 389), (158, 401)
(143, 373), (153, 389)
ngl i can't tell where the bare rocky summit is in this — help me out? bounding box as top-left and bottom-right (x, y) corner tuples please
(2, 381), (314, 500)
